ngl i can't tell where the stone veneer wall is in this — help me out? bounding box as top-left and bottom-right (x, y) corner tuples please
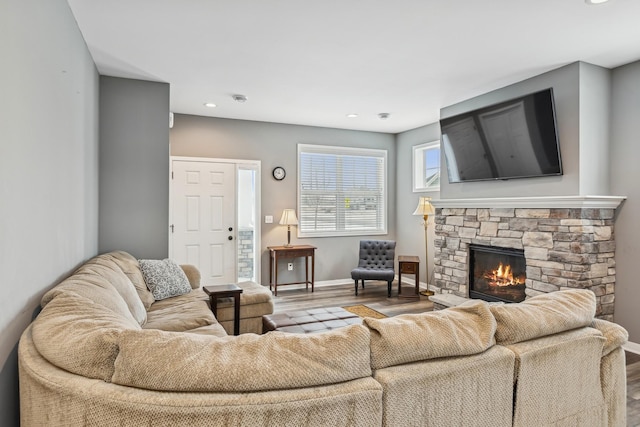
(433, 208), (616, 320)
(238, 229), (254, 280)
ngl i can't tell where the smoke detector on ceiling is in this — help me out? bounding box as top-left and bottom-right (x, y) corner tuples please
(232, 94), (248, 103)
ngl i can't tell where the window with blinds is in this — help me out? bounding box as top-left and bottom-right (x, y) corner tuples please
(297, 144), (387, 237)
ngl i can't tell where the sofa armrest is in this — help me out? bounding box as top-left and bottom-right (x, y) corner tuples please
(591, 318), (628, 356)
(180, 264), (201, 289)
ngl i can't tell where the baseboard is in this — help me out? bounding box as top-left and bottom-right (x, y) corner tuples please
(623, 341), (640, 355)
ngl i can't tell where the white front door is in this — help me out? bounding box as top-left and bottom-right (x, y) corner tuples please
(171, 160), (236, 285)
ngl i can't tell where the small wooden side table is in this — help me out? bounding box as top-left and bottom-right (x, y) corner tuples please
(203, 284), (243, 335)
(267, 245), (316, 296)
(398, 255), (420, 299)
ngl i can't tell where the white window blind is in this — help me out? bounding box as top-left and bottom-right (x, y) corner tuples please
(297, 144), (387, 237)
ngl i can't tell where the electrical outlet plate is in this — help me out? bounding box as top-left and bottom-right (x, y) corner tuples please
(287, 263), (293, 271)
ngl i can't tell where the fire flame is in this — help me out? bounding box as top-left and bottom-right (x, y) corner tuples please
(484, 262), (524, 287)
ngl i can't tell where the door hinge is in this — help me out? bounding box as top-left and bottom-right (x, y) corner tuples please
(171, 171), (174, 179)
(170, 224), (174, 233)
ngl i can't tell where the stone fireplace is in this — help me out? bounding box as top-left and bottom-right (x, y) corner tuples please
(432, 197), (624, 321)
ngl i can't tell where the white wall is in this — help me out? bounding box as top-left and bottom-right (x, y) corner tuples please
(0, 0), (99, 424)
(170, 114), (396, 285)
(610, 60), (640, 343)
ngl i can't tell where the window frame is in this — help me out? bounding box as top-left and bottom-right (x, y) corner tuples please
(413, 140), (441, 192)
(297, 143), (388, 238)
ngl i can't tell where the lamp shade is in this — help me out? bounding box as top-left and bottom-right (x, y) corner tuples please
(279, 209), (299, 226)
(413, 197), (435, 216)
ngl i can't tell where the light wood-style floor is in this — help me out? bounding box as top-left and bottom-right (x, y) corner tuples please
(272, 282), (640, 426)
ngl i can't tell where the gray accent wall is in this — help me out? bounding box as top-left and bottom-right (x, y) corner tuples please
(0, 1), (99, 425)
(438, 62), (613, 199)
(439, 63), (581, 199)
(579, 63), (611, 195)
(170, 115), (396, 285)
(395, 123), (441, 286)
(99, 77), (170, 259)
(611, 60), (640, 343)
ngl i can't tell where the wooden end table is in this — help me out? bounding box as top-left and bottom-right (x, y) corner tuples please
(398, 255), (420, 299)
(267, 245), (316, 296)
(203, 284), (243, 335)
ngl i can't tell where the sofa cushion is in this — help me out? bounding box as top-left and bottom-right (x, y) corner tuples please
(184, 322), (229, 337)
(112, 324), (372, 392)
(146, 287), (207, 310)
(504, 327), (606, 426)
(77, 258), (147, 325)
(144, 296), (215, 332)
(364, 300), (496, 370)
(41, 275), (139, 326)
(32, 291), (140, 382)
(180, 264), (201, 289)
(139, 258), (192, 301)
(591, 318), (629, 356)
(490, 289), (596, 345)
(106, 251), (156, 310)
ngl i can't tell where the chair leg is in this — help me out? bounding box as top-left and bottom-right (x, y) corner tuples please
(354, 280), (358, 296)
(361, 279), (365, 289)
(387, 281), (392, 298)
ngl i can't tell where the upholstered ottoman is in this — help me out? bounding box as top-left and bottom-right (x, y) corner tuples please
(263, 307), (361, 334)
(210, 281), (274, 334)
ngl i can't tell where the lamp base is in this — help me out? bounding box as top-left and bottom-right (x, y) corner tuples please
(283, 243), (293, 248)
(420, 289), (434, 297)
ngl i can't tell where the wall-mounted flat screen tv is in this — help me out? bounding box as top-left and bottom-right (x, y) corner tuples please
(440, 88), (562, 183)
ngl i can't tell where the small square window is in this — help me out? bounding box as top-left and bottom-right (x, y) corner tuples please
(413, 140), (441, 192)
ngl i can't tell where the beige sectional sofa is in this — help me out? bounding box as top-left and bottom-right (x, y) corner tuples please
(19, 251), (628, 426)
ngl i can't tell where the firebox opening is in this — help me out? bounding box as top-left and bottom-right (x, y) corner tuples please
(469, 244), (526, 303)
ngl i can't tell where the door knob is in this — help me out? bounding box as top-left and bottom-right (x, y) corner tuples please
(228, 236), (233, 240)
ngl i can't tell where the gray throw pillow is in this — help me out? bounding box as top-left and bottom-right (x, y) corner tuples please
(138, 259), (191, 301)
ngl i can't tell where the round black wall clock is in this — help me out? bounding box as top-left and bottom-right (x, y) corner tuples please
(272, 166), (286, 181)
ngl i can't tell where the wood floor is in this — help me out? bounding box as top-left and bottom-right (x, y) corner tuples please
(272, 282), (640, 426)
(272, 282), (434, 316)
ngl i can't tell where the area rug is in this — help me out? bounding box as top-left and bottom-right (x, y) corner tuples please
(342, 304), (387, 319)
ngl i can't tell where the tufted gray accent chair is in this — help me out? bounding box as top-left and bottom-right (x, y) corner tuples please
(350, 240), (396, 297)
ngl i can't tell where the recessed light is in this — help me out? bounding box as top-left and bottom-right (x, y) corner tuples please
(232, 94), (248, 103)
(203, 102), (217, 108)
(585, 0), (609, 4)
(346, 113), (358, 118)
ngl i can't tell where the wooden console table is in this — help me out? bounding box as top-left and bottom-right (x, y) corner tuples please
(398, 255), (420, 299)
(267, 245), (316, 296)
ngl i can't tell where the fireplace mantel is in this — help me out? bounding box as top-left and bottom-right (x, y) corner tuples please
(432, 195), (626, 209)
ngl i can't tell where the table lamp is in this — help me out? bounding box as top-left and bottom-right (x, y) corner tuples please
(279, 209), (298, 247)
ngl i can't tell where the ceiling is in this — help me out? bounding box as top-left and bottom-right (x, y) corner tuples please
(67, 0), (640, 134)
